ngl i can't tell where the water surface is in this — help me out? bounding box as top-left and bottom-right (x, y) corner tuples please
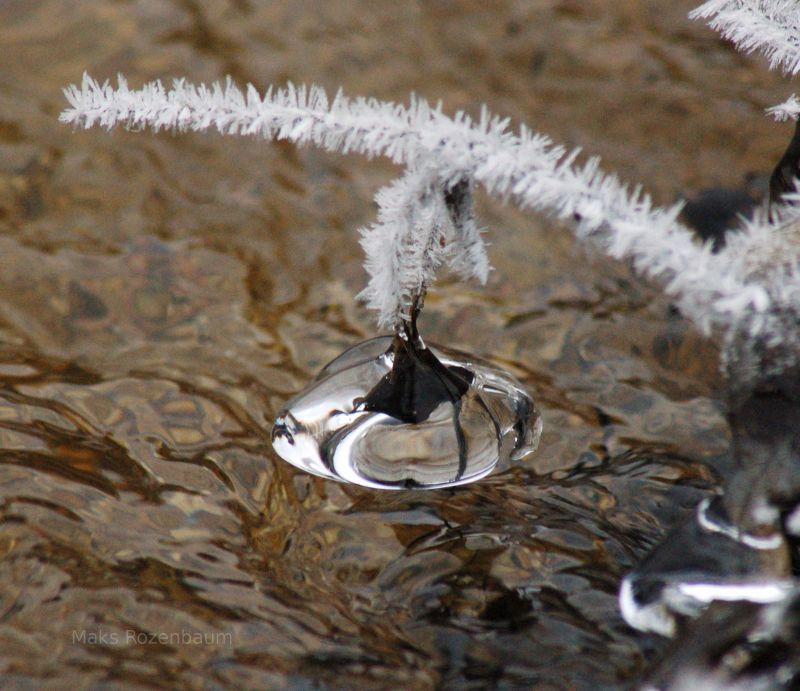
(0, 0), (793, 687)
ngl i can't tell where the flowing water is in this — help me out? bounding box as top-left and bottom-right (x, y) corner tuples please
(0, 0), (794, 688)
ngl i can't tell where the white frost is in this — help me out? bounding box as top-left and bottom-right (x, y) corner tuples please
(356, 168), (489, 328)
(691, 0), (800, 75)
(767, 93), (800, 121)
(60, 72), (800, 344)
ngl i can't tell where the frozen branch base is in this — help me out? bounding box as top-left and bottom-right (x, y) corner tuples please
(272, 336), (541, 489)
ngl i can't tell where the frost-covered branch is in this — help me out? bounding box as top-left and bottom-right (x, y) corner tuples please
(61, 74), (800, 360)
(691, 0), (800, 75)
(768, 94), (800, 121)
(357, 169), (489, 328)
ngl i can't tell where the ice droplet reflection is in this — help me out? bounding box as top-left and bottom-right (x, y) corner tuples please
(272, 337), (542, 489)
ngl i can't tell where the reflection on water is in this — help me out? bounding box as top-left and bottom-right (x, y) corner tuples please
(0, 0), (791, 687)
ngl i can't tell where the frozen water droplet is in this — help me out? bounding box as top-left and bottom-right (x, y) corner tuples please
(272, 337), (542, 489)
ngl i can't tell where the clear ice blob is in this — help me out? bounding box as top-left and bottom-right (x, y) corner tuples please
(272, 336), (542, 489)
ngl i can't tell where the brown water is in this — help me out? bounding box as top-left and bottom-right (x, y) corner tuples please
(0, 1), (794, 688)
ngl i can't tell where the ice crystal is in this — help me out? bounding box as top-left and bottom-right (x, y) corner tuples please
(691, 0), (800, 75)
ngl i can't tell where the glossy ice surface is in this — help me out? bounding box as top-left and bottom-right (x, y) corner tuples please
(273, 337), (542, 489)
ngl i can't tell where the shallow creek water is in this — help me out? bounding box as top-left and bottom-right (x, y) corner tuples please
(0, 1), (795, 688)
